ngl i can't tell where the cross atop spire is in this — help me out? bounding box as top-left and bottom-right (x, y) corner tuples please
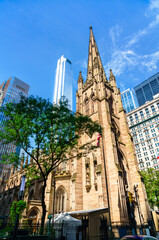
(86, 27), (107, 84)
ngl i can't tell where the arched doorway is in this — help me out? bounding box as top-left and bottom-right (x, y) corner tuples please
(28, 207), (40, 233)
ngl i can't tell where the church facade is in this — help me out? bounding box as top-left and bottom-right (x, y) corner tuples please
(0, 27), (154, 238)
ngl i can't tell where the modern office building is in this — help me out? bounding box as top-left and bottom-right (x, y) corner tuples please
(134, 72), (159, 106)
(53, 55), (73, 110)
(121, 88), (138, 113)
(0, 77), (30, 179)
(127, 95), (159, 171)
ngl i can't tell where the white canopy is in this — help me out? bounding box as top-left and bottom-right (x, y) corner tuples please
(54, 212), (81, 226)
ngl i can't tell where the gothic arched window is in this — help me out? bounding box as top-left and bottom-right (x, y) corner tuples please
(85, 98), (89, 115)
(55, 187), (66, 214)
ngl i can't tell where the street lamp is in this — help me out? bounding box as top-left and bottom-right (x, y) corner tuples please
(134, 184), (143, 235)
(52, 177), (56, 227)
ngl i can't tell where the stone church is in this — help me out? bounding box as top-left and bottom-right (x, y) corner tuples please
(0, 27), (154, 238)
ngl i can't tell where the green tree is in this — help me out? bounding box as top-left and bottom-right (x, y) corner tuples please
(10, 200), (27, 224)
(0, 95), (101, 232)
(140, 168), (159, 208)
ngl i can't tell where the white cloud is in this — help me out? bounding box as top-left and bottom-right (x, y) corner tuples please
(109, 25), (121, 49)
(106, 0), (159, 78)
(149, 0), (159, 11)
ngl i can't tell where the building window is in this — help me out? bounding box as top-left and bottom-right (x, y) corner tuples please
(146, 135), (150, 139)
(85, 98), (89, 115)
(144, 152), (148, 156)
(145, 108), (150, 116)
(151, 105), (156, 113)
(140, 111), (144, 118)
(149, 145), (153, 149)
(86, 163), (90, 185)
(146, 162), (151, 166)
(153, 160), (157, 164)
(55, 187), (66, 214)
(157, 102), (159, 109)
(152, 133), (157, 137)
(130, 116), (133, 123)
(135, 113), (139, 121)
(94, 160), (97, 184)
(151, 129), (155, 132)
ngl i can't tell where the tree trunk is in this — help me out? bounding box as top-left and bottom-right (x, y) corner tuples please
(40, 180), (47, 234)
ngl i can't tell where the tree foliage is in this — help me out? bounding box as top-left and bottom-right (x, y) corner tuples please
(140, 168), (159, 209)
(0, 95), (101, 230)
(10, 200), (27, 223)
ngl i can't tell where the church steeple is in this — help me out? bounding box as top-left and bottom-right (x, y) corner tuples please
(78, 71), (84, 84)
(86, 26), (107, 84)
(109, 69), (117, 88)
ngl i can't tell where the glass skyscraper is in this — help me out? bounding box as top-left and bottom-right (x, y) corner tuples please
(0, 77), (30, 179)
(121, 88), (138, 113)
(134, 72), (159, 106)
(53, 55), (73, 110)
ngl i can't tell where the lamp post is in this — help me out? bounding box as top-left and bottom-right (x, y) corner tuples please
(52, 177), (56, 226)
(12, 175), (26, 240)
(134, 185), (143, 235)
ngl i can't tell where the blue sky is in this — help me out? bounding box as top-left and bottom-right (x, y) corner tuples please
(0, 0), (159, 111)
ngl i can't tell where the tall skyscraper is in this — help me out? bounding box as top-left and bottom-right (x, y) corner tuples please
(134, 72), (159, 106)
(121, 88), (138, 113)
(127, 96), (159, 171)
(0, 77), (30, 179)
(53, 55), (73, 110)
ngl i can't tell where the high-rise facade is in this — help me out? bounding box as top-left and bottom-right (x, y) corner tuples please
(134, 72), (159, 106)
(0, 77), (30, 179)
(121, 88), (138, 113)
(127, 96), (159, 171)
(53, 55), (73, 110)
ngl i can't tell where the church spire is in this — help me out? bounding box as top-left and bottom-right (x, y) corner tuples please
(86, 26), (107, 84)
(78, 71), (84, 84)
(109, 69), (117, 88)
